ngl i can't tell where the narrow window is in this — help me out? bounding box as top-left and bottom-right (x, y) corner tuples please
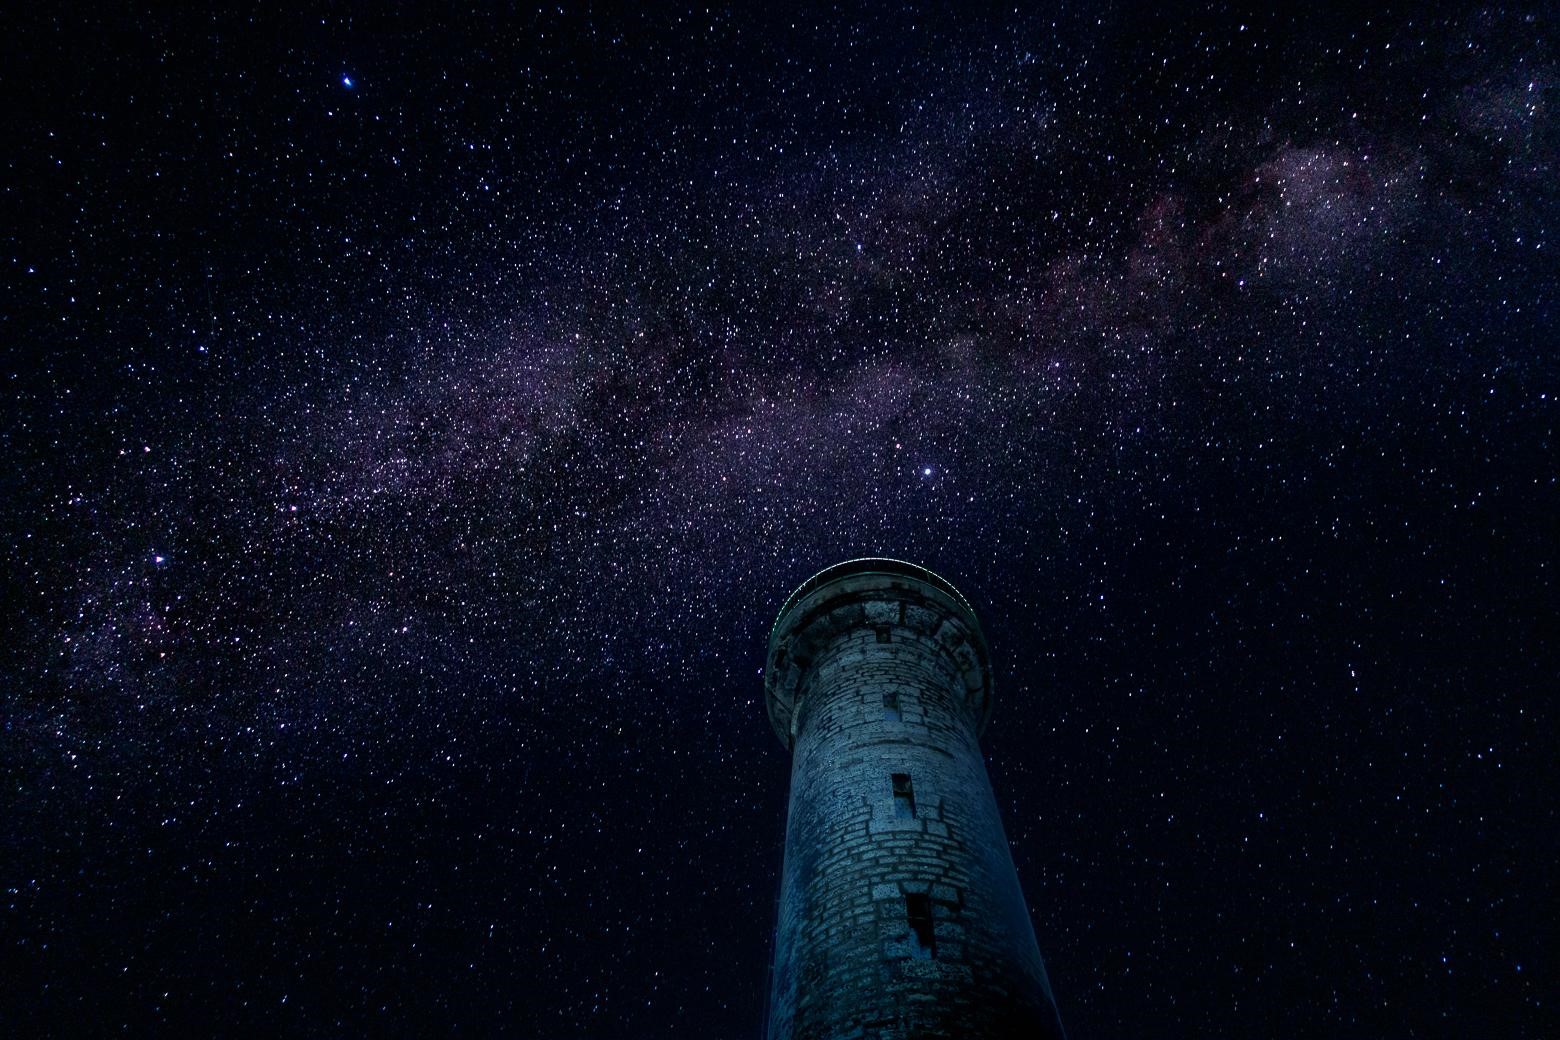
(875, 625), (893, 643)
(891, 773), (916, 819)
(906, 893), (936, 958)
(882, 690), (901, 722)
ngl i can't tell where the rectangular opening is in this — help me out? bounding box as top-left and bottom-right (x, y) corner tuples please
(882, 690), (901, 722)
(905, 893), (936, 958)
(874, 625), (893, 643)
(891, 773), (916, 819)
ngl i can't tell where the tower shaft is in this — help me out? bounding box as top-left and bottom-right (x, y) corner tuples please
(764, 560), (1063, 1040)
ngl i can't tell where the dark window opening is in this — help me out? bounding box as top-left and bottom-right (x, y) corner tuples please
(892, 773), (916, 819)
(882, 691), (901, 722)
(906, 893), (936, 958)
(875, 625), (893, 643)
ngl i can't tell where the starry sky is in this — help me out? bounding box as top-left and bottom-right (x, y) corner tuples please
(3, 3), (1556, 1036)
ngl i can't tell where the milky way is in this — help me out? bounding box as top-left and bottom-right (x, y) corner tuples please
(4, 5), (1556, 1036)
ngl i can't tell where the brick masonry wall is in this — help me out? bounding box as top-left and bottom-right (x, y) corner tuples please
(766, 589), (1064, 1040)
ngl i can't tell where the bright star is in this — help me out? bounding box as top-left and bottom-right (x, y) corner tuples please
(342, 75), (354, 89)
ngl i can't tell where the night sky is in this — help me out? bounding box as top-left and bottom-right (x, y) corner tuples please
(3, 3), (1556, 1036)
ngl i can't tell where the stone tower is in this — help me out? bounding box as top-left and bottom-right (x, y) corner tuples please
(763, 558), (1064, 1040)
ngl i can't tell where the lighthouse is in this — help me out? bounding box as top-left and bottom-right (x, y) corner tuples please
(763, 558), (1064, 1039)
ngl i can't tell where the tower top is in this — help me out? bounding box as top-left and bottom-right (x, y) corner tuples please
(764, 557), (994, 748)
